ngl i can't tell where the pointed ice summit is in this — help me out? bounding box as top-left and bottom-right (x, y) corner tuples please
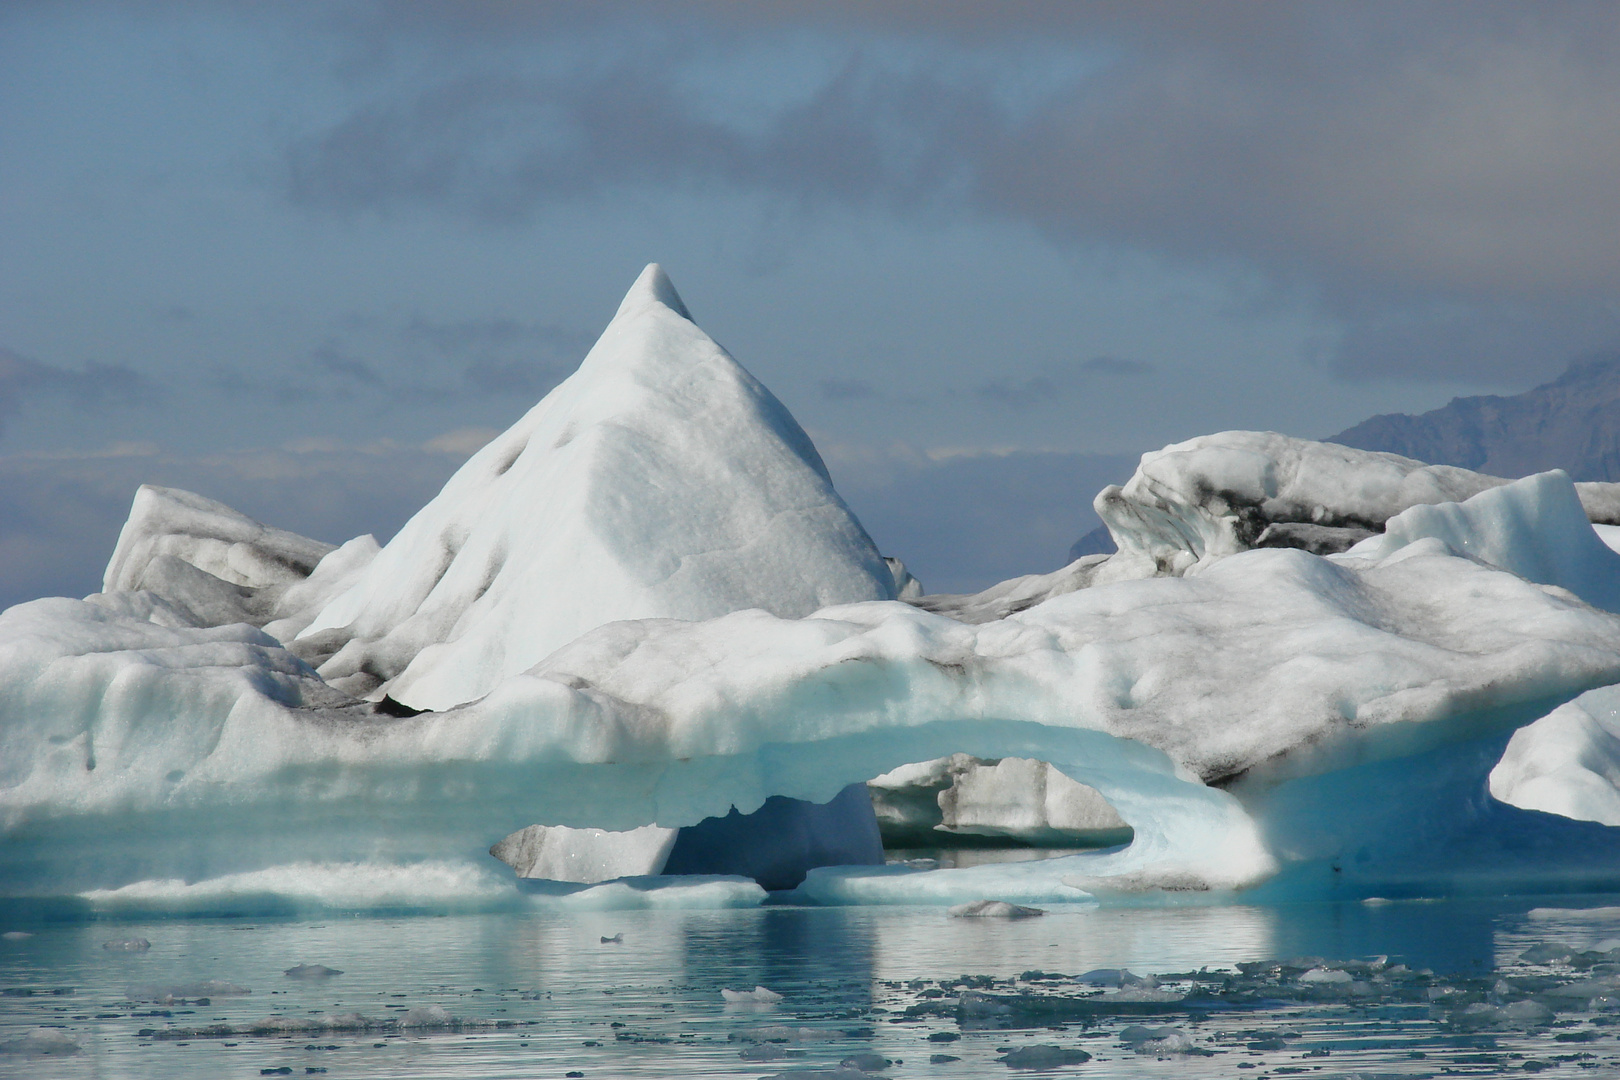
(298, 264), (897, 710)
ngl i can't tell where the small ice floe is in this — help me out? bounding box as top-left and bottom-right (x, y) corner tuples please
(0, 1028), (80, 1056)
(600, 934), (623, 944)
(283, 964), (342, 979)
(996, 1044), (1091, 1068)
(398, 1004), (454, 1028)
(1299, 967), (1354, 984)
(1, 931), (33, 941)
(947, 900), (1044, 919)
(1119, 1024), (1197, 1055)
(1453, 999), (1554, 1030)
(103, 937), (151, 951)
(721, 985), (782, 1004)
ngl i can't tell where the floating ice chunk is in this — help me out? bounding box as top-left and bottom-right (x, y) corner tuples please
(870, 754), (1128, 846)
(0, 1028), (80, 1055)
(78, 861), (518, 917)
(1, 931), (32, 940)
(948, 900), (1045, 918)
(721, 985), (783, 1004)
(284, 964), (342, 979)
(398, 1004), (453, 1028)
(1299, 967), (1354, 984)
(102, 937), (151, 951)
(600, 933), (622, 943)
(299, 263), (894, 709)
(1119, 1024), (1196, 1054)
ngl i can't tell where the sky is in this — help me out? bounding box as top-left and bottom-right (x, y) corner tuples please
(2, 1), (1618, 604)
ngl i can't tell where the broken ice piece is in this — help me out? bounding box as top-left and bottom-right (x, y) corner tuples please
(1, 932), (33, 941)
(103, 938), (151, 951)
(721, 986), (783, 1004)
(601, 934), (623, 944)
(948, 900), (1045, 918)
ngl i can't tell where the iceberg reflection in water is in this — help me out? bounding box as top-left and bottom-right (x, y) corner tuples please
(7, 899), (1620, 1077)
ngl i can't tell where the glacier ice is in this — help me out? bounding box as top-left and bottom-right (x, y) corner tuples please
(1489, 685), (1620, 826)
(868, 754), (1129, 847)
(14, 268), (1620, 911)
(297, 264), (895, 710)
(10, 470), (1620, 908)
(489, 823), (679, 883)
(1338, 469), (1620, 613)
(919, 432), (1620, 623)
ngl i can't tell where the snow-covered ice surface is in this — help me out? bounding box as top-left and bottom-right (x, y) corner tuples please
(8, 901), (1620, 1078)
(1491, 685), (1620, 827)
(298, 264), (894, 710)
(9, 469), (1620, 909)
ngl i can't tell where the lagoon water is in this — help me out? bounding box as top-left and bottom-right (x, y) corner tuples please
(8, 898), (1620, 1078)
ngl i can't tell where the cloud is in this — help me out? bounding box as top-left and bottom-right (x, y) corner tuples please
(820, 378), (877, 401)
(974, 355), (1155, 409)
(0, 346), (161, 433)
(826, 443), (1141, 593)
(276, 1), (1620, 385)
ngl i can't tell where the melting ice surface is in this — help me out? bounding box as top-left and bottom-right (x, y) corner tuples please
(11, 899), (1620, 1077)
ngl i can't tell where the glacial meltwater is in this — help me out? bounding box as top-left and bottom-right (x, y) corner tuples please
(9, 898), (1620, 1078)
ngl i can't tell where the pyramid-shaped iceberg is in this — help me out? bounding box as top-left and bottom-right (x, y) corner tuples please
(300, 264), (896, 710)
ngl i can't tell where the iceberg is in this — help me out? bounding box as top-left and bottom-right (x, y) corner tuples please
(8, 470), (1620, 908)
(920, 431), (1620, 622)
(10, 267), (1620, 912)
(296, 264), (895, 710)
(868, 754), (1130, 848)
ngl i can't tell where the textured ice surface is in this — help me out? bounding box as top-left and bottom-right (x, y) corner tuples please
(9, 472), (1620, 907)
(13, 259), (1620, 911)
(103, 485), (334, 596)
(298, 264), (894, 710)
(868, 754), (1127, 846)
(1339, 469), (1620, 613)
(490, 823), (678, 883)
(1491, 685), (1620, 826)
(919, 432), (1620, 623)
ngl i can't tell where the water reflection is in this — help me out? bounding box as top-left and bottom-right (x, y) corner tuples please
(5, 898), (1620, 1078)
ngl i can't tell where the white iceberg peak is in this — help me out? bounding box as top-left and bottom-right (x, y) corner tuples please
(614, 262), (691, 322)
(297, 264), (894, 709)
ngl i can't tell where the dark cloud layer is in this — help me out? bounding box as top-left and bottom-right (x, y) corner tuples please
(278, 1), (1620, 385)
(0, 346), (159, 434)
(832, 448), (1140, 594)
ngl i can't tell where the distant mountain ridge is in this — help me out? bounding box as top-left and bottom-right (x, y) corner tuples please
(1330, 357), (1620, 481)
